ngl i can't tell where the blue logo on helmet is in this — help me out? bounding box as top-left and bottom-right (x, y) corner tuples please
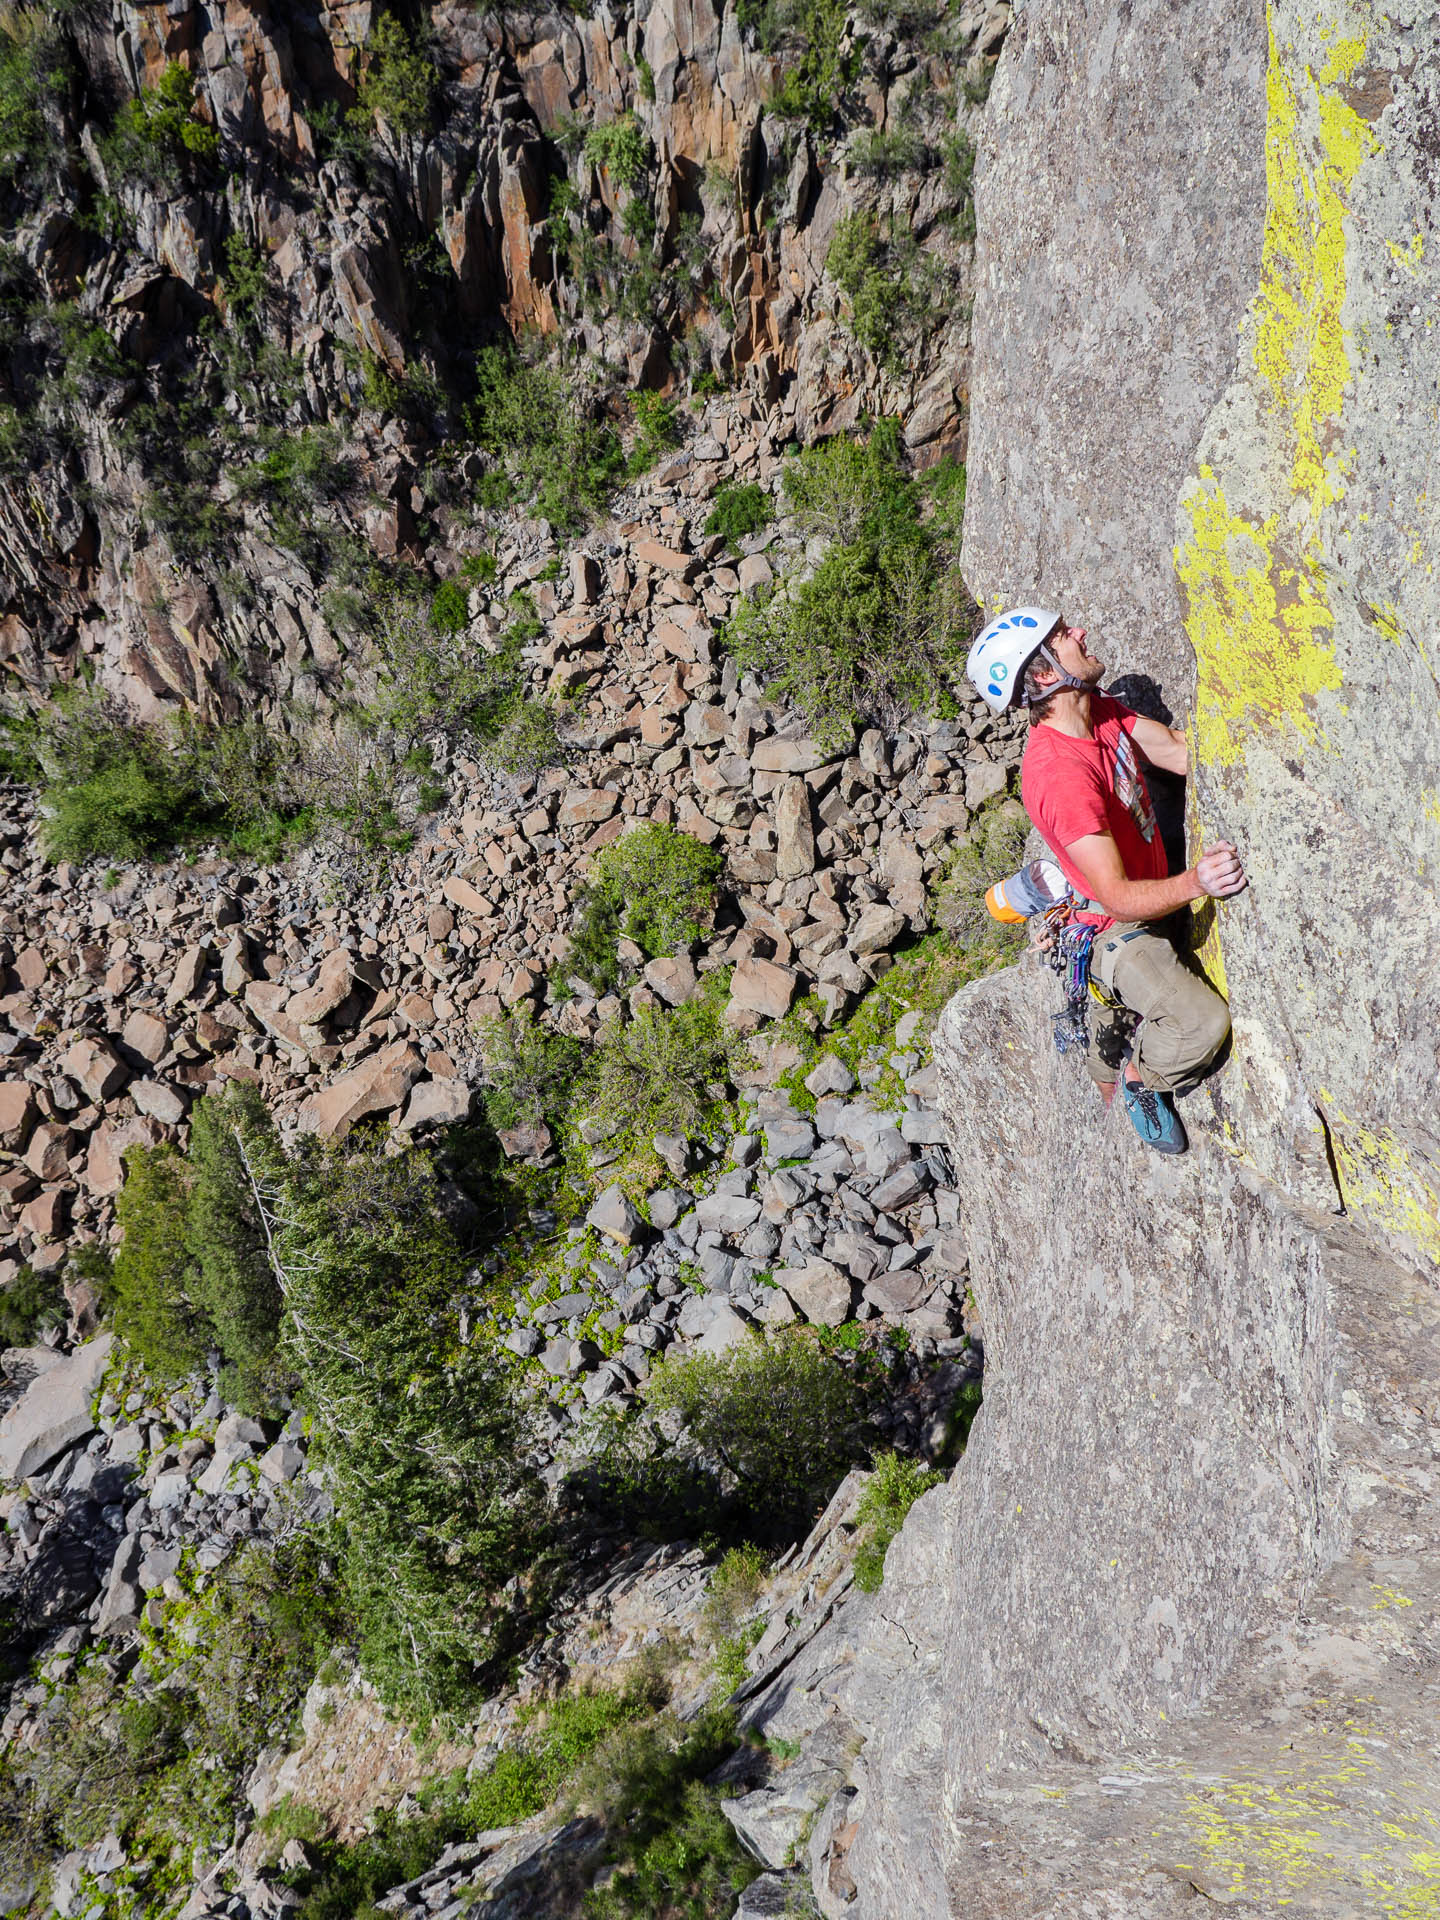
(1019, 615), (1037, 627)
(992, 662), (1008, 681)
(988, 683), (1002, 698)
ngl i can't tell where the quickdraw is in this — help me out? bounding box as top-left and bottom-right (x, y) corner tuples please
(1045, 922), (1130, 1057)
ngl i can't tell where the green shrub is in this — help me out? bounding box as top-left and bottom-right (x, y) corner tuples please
(635, 53), (656, 102)
(940, 129), (977, 236)
(576, 1708), (756, 1919)
(109, 1088), (284, 1395)
(286, 1675), (672, 1920)
(726, 418), (971, 747)
(825, 213), (938, 368)
(763, 0), (857, 129)
(578, 993), (737, 1164)
(923, 451), (967, 543)
(704, 482), (772, 549)
(584, 113), (649, 190)
(546, 173), (581, 254)
(469, 345), (626, 530)
(710, 1621), (764, 1701)
(647, 1326), (872, 1536)
(703, 1544), (770, 1641)
(0, 703), (38, 778)
(283, 723), (413, 860)
(461, 549), (498, 584)
(506, 588), (544, 642)
(222, 231), (269, 329)
(0, 1264), (65, 1347)
(477, 1005), (584, 1133)
(772, 931), (1017, 1118)
(234, 426), (349, 517)
(851, 1451), (943, 1591)
(41, 745), (202, 863)
(489, 697), (564, 776)
(739, 0), (845, 109)
(353, 13), (434, 134)
(566, 903), (627, 994)
(429, 577), (470, 634)
(850, 126), (928, 175)
(621, 194), (656, 245)
(105, 62), (218, 180)
(0, 8), (66, 187)
(3, 1534), (350, 1879)
(184, 1085), (286, 1407)
(368, 595), (522, 747)
(629, 389), (678, 471)
(568, 822), (722, 991)
(24, 691), (314, 864)
(703, 1544), (770, 1696)
(359, 348), (403, 413)
(111, 1145), (210, 1378)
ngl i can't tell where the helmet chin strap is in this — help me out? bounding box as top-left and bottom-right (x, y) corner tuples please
(1021, 643), (1090, 705)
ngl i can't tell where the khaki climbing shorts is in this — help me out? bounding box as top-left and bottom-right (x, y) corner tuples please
(1086, 922), (1231, 1095)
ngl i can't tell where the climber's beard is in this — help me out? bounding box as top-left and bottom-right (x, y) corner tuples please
(1048, 627), (1107, 689)
(1074, 649), (1106, 687)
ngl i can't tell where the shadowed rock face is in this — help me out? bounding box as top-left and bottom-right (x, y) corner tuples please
(822, 2), (1440, 1914)
(959, 0), (1266, 714)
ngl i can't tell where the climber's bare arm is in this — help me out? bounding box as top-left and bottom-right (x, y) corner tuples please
(1127, 713), (1188, 776)
(1066, 832), (1248, 921)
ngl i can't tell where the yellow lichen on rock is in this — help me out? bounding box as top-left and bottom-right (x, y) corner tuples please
(1321, 1107), (1440, 1271)
(1178, 472), (1343, 771)
(1253, 25), (1372, 512)
(1171, 1749), (1440, 1913)
(1177, 11), (1372, 777)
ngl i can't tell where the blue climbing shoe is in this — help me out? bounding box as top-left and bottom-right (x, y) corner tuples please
(1120, 1076), (1188, 1155)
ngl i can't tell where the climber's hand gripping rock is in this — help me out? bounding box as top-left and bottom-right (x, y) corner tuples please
(1194, 840), (1247, 900)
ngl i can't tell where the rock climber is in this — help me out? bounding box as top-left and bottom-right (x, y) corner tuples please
(966, 607), (1247, 1155)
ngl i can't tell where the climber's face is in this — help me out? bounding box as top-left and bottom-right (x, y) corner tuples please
(1047, 623), (1105, 688)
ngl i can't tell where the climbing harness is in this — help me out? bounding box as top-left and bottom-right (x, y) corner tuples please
(983, 859), (1138, 1061)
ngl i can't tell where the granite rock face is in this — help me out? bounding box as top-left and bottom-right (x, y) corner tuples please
(817, 1), (1440, 1913)
(960, 0), (1266, 711)
(1175, 0), (1440, 1281)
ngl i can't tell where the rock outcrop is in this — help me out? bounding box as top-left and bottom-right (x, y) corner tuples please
(1, 0), (1002, 722)
(728, 2), (1440, 1913)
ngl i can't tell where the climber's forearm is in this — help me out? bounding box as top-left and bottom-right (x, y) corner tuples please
(1086, 869), (1204, 921)
(1065, 832), (1203, 923)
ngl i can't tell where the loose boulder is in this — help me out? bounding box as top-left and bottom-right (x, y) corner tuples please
(0, 1332), (113, 1483)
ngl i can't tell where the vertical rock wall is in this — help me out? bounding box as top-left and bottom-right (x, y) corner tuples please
(829, 2), (1440, 1913)
(1176, 1), (1440, 1278)
(958, 0), (1266, 708)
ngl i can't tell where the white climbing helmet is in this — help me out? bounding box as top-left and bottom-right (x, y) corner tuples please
(965, 607), (1062, 714)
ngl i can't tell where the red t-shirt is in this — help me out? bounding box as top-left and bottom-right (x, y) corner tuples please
(1020, 694), (1168, 931)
